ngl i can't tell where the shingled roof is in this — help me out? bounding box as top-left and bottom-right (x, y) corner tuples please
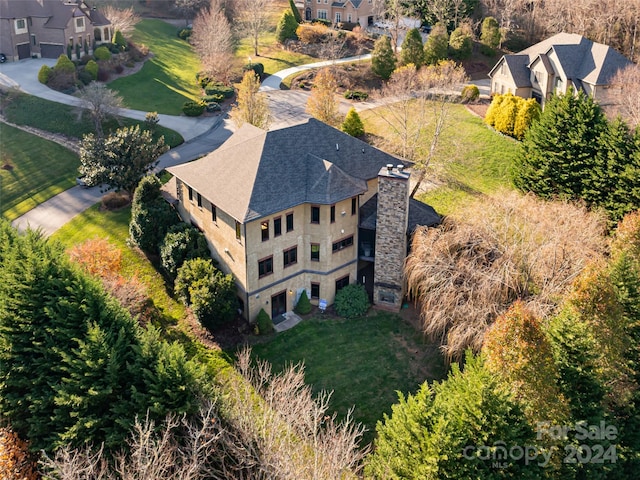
(359, 194), (441, 234)
(0, 0), (109, 27)
(490, 33), (632, 89)
(167, 119), (405, 223)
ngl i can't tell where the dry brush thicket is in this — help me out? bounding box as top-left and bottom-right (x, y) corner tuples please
(405, 191), (608, 360)
(41, 348), (366, 480)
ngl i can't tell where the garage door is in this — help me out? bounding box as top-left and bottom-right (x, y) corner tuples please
(40, 43), (64, 59)
(17, 43), (30, 59)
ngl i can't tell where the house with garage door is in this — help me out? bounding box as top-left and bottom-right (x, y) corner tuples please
(488, 32), (632, 107)
(0, 0), (111, 62)
(164, 119), (440, 323)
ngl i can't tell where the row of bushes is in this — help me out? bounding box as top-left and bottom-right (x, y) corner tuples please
(485, 93), (541, 139)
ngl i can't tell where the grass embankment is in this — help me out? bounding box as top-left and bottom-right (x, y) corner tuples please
(0, 124), (79, 221)
(2, 92), (183, 147)
(248, 313), (446, 445)
(108, 19), (203, 115)
(361, 103), (521, 215)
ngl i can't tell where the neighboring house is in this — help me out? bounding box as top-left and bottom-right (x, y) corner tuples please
(299, 0), (375, 27)
(488, 33), (633, 107)
(0, 0), (111, 62)
(165, 119), (439, 323)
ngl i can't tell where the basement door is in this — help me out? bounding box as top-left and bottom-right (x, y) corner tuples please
(271, 291), (287, 318)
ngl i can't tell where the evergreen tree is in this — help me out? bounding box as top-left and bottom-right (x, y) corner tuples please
(289, 0), (302, 23)
(448, 25), (473, 60)
(514, 89), (607, 201)
(341, 107), (365, 137)
(276, 10), (298, 43)
(423, 23), (448, 65)
(371, 35), (396, 80)
(160, 223), (210, 279)
(367, 353), (542, 479)
(129, 175), (179, 254)
(513, 98), (541, 140)
(400, 28), (425, 68)
(480, 16), (501, 53)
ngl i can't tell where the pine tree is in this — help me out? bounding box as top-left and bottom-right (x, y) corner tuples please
(480, 16), (500, 53)
(423, 23), (448, 65)
(160, 223), (210, 279)
(371, 35), (396, 80)
(231, 70), (270, 129)
(341, 107), (365, 137)
(514, 89), (607, 200)
(400, 28), (425, 68)
(448, 25), (472, 60)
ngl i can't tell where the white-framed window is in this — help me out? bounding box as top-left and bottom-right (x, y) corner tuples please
(318, 9), (327, 19)
(324, 0), (328, 3)
(336, 12), (341, 23)
(347, 13), (352, 22)
(14, 18), (27, 34)
(75, 16), (85, 33)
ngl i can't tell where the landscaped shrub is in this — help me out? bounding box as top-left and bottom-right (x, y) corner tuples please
(113, 30), (127, 51)
(255, 308), (274, 334)
(94, 46), (111, 61)
(295, 290), (312, 315)
(46, 69), (76, 92)
(160, 223), (211, 279)
(203, 93), (224, 103)
(343, 90), (368, 101)
(178, 27), (192, 41)
(313, 18), (331, 27)
(449, 26), (473, 60)
(54, 54), (76, 74)
(96, 67), (110, 82)
(204, 82), (235, 98)
(182, 100), (205, 116)
(485, 93), (540, 139)
(336, 21), (358, 31)
(513, 98), (541, 140)
(276, 10), (298, 44)
(84, 59), (98, 80)
(128, 42), (148, 62)
(175, 258), (237, 331)
(244, 62), (265, 79)
(114, 63), (124, 74)
(37, 65), (51, 84)
(205, 101), (221, 112)
(334, 284), (370, 318)
(341, 107), (365, 137)
(296, 23), (329, 44)
(461, 84), (480, 104)
(77, 69), (93, 85)
(196, 71), (212, 88)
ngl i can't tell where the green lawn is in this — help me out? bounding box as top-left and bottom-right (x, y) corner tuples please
(2, 92), (183, 147)
(247, 313), (446, 445)
(108, 19), (202, 115)
(0, 123), (79, 221)
(361, 103), (521, 216)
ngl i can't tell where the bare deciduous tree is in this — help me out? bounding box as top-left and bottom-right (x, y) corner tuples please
(306, 68), (340, 126)
(76, 82), (123, 139)
(100, 5), (140, 37)
(231, 71), (270, 129)
(605, 63), (640, 129)
(235, 0), (273, 57)
(191, 4), (235, 82)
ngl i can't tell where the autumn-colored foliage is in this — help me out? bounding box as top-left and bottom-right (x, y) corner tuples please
(0, 427), (39, 480)
(68, 237), (122, 279)
(611, 209), (640, 263)
(483, 301), (569, 425)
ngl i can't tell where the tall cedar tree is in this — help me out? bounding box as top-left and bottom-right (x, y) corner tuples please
(448, 25), (473, 60)
(289, 0), (302, 23)
(79, 125), (168, 196)
(0, 221), (202, 451)
(480, 16), (501, 51)
(341, 107), (365, 137)
(231, 70), (270, 129)
(423, 22), (448, 65)
(306, 68), (339, 125)
(371, 35), (396, 80)
(366, 353), (542, 479)
(514, 89), (607, 201)
(400, 28), (425, 67)
(129, 174), (179, 254)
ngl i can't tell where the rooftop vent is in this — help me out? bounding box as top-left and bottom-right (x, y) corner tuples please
(386, 164), (393, 172)
(336, 143), (339, 151)
(397, 164), (404, 173)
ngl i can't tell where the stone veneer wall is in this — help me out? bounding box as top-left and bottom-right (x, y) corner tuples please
(373, 165), (410, 311)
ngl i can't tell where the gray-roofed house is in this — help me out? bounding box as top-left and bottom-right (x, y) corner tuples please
(165, 119), (440, 322)
(0, 0), (111, 62)
(299, 0), (374, 26)
(488, 33), (633, 107)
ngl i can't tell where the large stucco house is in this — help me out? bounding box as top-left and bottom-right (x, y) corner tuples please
(0, 0), (111, 62)
(488, 33), (633, 107)
(165, 119), (439, 323)
(297, 0), (375, 26)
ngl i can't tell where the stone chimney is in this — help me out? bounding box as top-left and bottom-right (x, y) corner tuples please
(373, 164), (410, 311)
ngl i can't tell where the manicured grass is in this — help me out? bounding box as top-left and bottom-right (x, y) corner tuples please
(0, 123), (79, 221)
(247, 312), (446, 445)
(2, 92), (183, 147)
(108, 19), (202, 115)
(361, 103), (521, 215)
(236, 35), (317, 79)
